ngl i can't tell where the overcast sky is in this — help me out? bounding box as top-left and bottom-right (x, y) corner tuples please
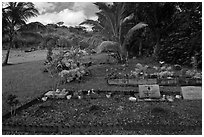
(28, 2), (99, 28)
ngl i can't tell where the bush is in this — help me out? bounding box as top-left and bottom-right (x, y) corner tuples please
(158, 33), (202, 69)
(44, 48), (90, 83)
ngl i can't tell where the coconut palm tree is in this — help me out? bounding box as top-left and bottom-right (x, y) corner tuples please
(80, 2), (148, 62)
(2, 2), (39, 65)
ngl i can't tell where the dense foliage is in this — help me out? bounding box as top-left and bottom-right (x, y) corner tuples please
(81, 2), (202, 68)
(158, 3), (202, 68)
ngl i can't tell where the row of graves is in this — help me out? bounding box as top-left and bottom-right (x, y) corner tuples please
(42, 63), (202, 102)
(106, 63), (202, 101)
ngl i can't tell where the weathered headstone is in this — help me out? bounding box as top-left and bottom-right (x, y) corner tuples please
(139, 85), (160, 99)
(181, 86), (202, 100)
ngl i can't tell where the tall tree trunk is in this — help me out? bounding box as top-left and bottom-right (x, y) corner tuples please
(3, 36), (12, 66)
(153, 33), (160, 60)
(138, 39), (142, 57)
(121, 39), (128, 62)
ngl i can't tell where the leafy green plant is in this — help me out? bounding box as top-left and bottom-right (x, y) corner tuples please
(80, 2), (148, 62)
(7, 94), (19, 116)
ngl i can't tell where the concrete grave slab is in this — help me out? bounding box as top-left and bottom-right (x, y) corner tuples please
(108, 79), (128, 85)
(158, 78), (179, 86)
(129, 79), (157, 85)
(44, 91), (68, 98)
(108, 79), (157, 86)
(139, 85), (160, 99)
(181, 86), (202, 100)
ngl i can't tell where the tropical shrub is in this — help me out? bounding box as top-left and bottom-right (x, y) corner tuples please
(57, 37), (72, 49)
(44, 48), (90, 83)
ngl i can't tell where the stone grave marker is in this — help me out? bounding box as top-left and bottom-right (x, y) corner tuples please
(139, 85), (160, 99)
(181, 86), (202, 100)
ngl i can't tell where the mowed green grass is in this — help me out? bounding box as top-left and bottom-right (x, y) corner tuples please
(2, 60), (60, 115)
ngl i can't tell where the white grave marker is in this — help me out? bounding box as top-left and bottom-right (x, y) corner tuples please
(139, 85), (160, 99)
(181, 86), (202, 100)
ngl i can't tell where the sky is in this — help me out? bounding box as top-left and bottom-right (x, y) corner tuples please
(28, 2), (99, 29)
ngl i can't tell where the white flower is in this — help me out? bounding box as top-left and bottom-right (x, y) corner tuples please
(61, 88), (66, 93)
(159, 61), (165, 64)
(166, 66), (172, 71)
(42, 97), (48, 102)
(65, 62), (71, 67)
(59, 70), (70, 77)
(66, 95), (72, 99)
(193, 72), (202, 79)
(87, 90), (91, 95)
(160, 66), (166, 71)
(153, 66), (158, 70)
(106, 94), (111, 98)
(175, 95), (182, 99)
(128, 97), (137, 101)
(56, 89), (60, 93)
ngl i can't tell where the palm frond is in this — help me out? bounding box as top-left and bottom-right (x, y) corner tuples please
(80, 19), (104, 29)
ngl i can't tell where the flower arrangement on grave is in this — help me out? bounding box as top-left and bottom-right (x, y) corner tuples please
(106, 63), (202, 80)
(44, 47), (90, 83)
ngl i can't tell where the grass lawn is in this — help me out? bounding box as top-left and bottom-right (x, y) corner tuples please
(2, 60), (59, 115)
(2, 51), (202, 135)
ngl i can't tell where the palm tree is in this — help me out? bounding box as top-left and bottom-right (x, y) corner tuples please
(2, 2), (39, 65)
(80, 2), (148, 62)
